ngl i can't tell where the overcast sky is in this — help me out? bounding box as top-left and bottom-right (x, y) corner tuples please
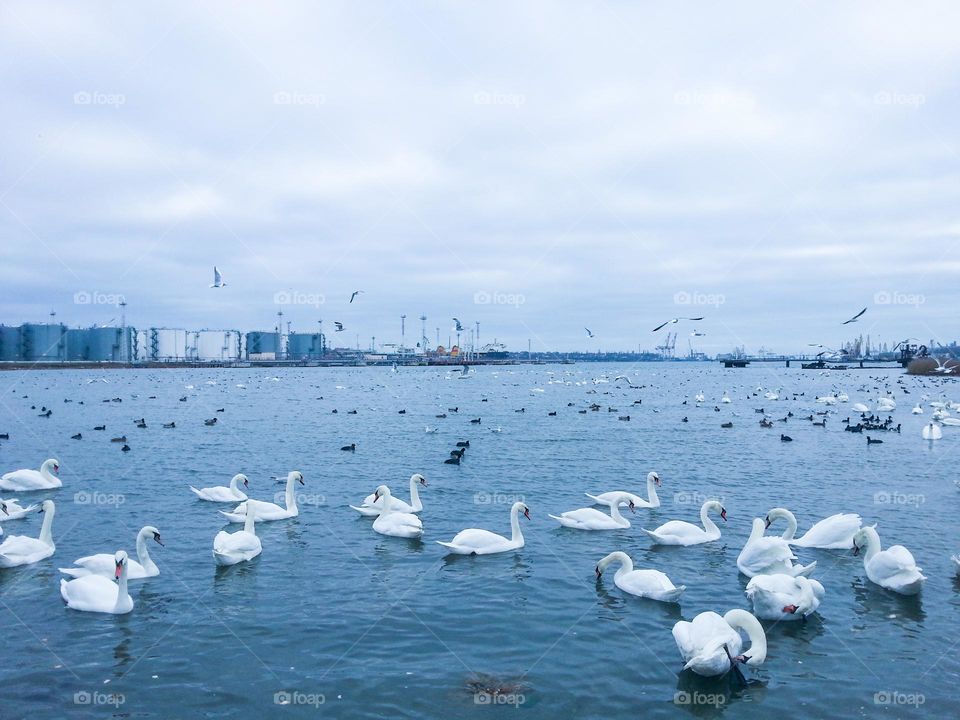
(2, 1), (958, 355)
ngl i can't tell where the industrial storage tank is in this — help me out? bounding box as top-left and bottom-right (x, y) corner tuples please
(0, 325), (20, 361)
(66, 327), (135, 362)
(190, 330), (242, 361)
(287, 332), (325, 359)
(147, 328), (188, 361)
(20, 323), (66, 361)
(245, 331), (279, 360)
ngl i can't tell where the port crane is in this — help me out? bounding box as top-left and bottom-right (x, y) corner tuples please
(656, 331), (677, 359)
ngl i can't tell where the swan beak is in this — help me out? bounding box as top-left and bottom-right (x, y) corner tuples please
(852, 542), (860, 556)
(654, 476), (661, 486)
(115, 562), (123, 579)
(421, 477), (428, 486)
(523, 507), (530, 520)
(243, 479), (249, 488)
(783, 604), (798, 614)
(595, 566), (601, 578)
(299, 476), (305, 485)
(153, 534), (164, 547)
(720, 509), (728, 521)
(628, 501), (636, 513)
(0, 504), (7, 516)
(54, 465), (59, 474)
(764, 517), (772, 529)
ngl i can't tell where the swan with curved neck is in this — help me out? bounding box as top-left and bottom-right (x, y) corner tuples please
(549, 493), (635, 530)
(586, 472), (661, 509)
(852, 527), (925, 595)
(220, 471), (304, 522)
(0, 498), (40, 520)
(213, 506), (262, 565)
(596, 551), (685, 602)
(190, 473), (249, 502)
(737, 517), (816, 578)
(371, 486), (423, 538)
(765, 507), (861, 549)
(0, 459), (61, 492)
(642, 500), (726, 546)
(746, 574), (825, 620)
(0, 500), (56, 567)
(352, 474), (427, 516)
(60, 550), (133, 614)
(437, 502), (529, 555)
(673, 609), (767, 677)
(60, 526), (163, 579)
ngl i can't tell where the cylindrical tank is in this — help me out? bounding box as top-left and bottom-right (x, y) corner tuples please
(192, 330), (242, 360)
(20, 324), (66, 361)
(245, 331), (279, 359)
(66, 327), (134, 361)
(148, 328), (188, 360)
(0, 325), (20, 361)
(287, 332), (325, 359)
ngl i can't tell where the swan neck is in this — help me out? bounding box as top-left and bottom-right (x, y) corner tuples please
(285, 477), (298, 511)
(701, 504), (718, 534)
(229, 475), (240, 491)
(780, 510), (798, 540)
(609, 501), (626, 524)
(510, 505), (523, 544)
(727, 611), (767, 664)
(409, 477), (422, 510)
(135, 531), (158, 573)
(244, 508), (257, 535)
(646, 476), (659, 505)
(39, 507), (55, 545)
(117, 565), (129, 604)
(860, 529), (880, 562)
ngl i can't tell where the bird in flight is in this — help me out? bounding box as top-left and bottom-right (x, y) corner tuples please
(652, 317), (703, 332)
(842, 307), (867, 325)
(453, 318), (464, 332)
(585, 328), (594, 338)
(690, 330), (706, 337)
(333, 322), (344, 332)
(349, 290), (364, 303)
(209, 266), (226, 288)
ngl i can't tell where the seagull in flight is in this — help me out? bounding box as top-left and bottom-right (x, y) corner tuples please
(209, 266), (226, 288)
(585, 328), (594, 338)
(690, 330), (706, 337)
(652, 317), (703, 332)
(453, 318), (464, 332)
(349, 290), (364, 303)
(842, 307), (867, 325)
(333, 322), (344, 332)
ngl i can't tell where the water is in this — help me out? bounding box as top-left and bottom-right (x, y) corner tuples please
(0, 363), (956, 719)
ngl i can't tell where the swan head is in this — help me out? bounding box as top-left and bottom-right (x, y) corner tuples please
(412, 474), (427, 487)
(289, 471), (305, 486)
(234, 474), (249, 489)
(595, 551), (627, 577)
(373, 485), (391, 501)
(615, 494), (636, 513)
(39, 499), (55, 515)
(114, 550), (129, 579)
(852, 526), (878, 556)
(764, 507), (791, 529)
(647, 471), (661, 486)
(0, 501), (7, 516)
(705, 500), (726, 521)
(43, 458), (60, 475)
(141, 525), (164, 547)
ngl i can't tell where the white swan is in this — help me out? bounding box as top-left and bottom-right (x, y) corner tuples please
(60, 550), (133, 614)
(549, 493), (635, 530)
(371, 486), (423, 538)
(912, 404), (924, 415)
(437, 501), (529, 555)
(213, 506), (262, 565)
(745, 574), (824, 620)
(852, 527), (925, 595)
(190, 474), (249, 502)
(220, 471), (303, 522)
(765, 507), (861, 549)
(922, 422), (943, 441)
(721, 391), (731, 404)
(59, 526), (163, 579)
(852, 402), (870, 412)
(0, 498), (40, 520)
(0, 459), (61, 491)
(642, 500), (725, 546)
(585, 471), (661, 509)
(694, 391), (705, 403)
(595, 551), (685, 602)
(737, 518), (816, 577)
(0, 500), (55, 567)
(672, 609), (767, 677)
(351, 474), (427, 516)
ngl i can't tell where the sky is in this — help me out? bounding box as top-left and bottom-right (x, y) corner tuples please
(1, 1), (958, 355)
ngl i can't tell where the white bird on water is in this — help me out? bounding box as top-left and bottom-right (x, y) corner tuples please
(209, 265), (227, 288)
(922, 422), (942, 441)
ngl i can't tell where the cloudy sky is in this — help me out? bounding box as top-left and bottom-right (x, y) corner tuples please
(2, 1), (958, 355)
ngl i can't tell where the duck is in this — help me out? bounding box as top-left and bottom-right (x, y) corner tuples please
(585, 471), (661, 509)
(213, 507), (262, 566)
(60, 550), (133, 614)
(190, 474), (250, 502)
(852, 527), (925, 595)
(220, 471), (304, 523)
(0, 500), (56, 567)
(672, 609), (767, 677)
(595, 551), (685, 602)
(549, 493), (635, 530)
(437, 501), (529, 555)
(59, 526), (163, 579)
(351, 474), (427, 516)
(0, 498), (40, 520)
(0, 459), (61, 492)
(737, 518), (816, 577)
(745, 574), (824, 621)
(642, 500), (725, 546)
(764, 507), (861, 549)
(370, 486), (423, 538)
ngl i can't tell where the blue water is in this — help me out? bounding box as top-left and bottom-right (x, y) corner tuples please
(0, 363), (956, 719)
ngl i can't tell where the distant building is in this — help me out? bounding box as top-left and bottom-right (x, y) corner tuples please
(146, 328), (189, 361)
(65, 327), (135, 362)
(287, 332), (325, 360)
(245, 331), (280, 360)
(0, 325), (19, 361)
(20, 323), (66, 361)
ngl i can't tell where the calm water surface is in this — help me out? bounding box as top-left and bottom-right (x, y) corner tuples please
(0, 363), (957, 719)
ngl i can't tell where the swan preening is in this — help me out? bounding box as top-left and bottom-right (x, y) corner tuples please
(595, 551), (685, 602)
(213, 506), (262, 566)
(852, 527), (925, 595)
(190, 474), (249, 502)
(371, 486), (423, 538)
(549, 494), (635, 530)
(351, 474), (426, 516)
(0, 498), (40, 520)
(437, 501), (529, 555)
(765, 507), (861, 550)
(0, 500), (56, 567)
(586, 471), (661, 509)
(737, 518), (816, 578)
(0, 459), (61, 492)
(61, 550), (133, 614)
(221, 471), (303, 522)
(60, 526), (163, 579)
(642, 500), (725, 546)
(673, 609), (767, 677)
(746, 575), (824, 620)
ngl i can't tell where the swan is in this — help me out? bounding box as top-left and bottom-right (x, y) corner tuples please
(737, 518), (816, 577)
(852, 527), (925, 595)
(877, 397), (896, 411)
(672, 609), (767, 677)
(213, 506), (262, 565)
(0, 459), (61, 491)
(642, 500), (725, 546)
(837, 392), (849, 402)
(59, 526), (163, 579)
(370, 486), (423, 538)
(746, 574), (824, 620)
(60, 550), (133, 614)
(595, 551), (685, 602)
(437, 501), (529, 554)
(694, 391), (705, 403)
(852, 402), (870, 412)
(351, 474), (427, 516)
(585, 471), (661, 509)
(0, 500), (56, 567)
(922, 422), (943, 441)
(912, 404), (924, 415)
(0, 498), (40, 520)
(190, 474), (249, 502)
(721, 391), (731, 404)
(765, 507), (861, 549)
(220, 471), (303, 522)
(549, 493), (635, 530)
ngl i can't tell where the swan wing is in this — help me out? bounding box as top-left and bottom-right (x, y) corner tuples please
(793, 513), (862, 548)
(737, 537), (796, 576)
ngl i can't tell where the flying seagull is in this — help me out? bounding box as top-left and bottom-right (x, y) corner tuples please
(349, 290), (364, 303)
(585, 328), (594, 338)
(842, 307), (867, 325)
(209, 266), (226, 288)
(333, 322), (344, 332)
(690, 330), (706, 337)
(652, 317), (703, 332)
(453, 318), (464, 332)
